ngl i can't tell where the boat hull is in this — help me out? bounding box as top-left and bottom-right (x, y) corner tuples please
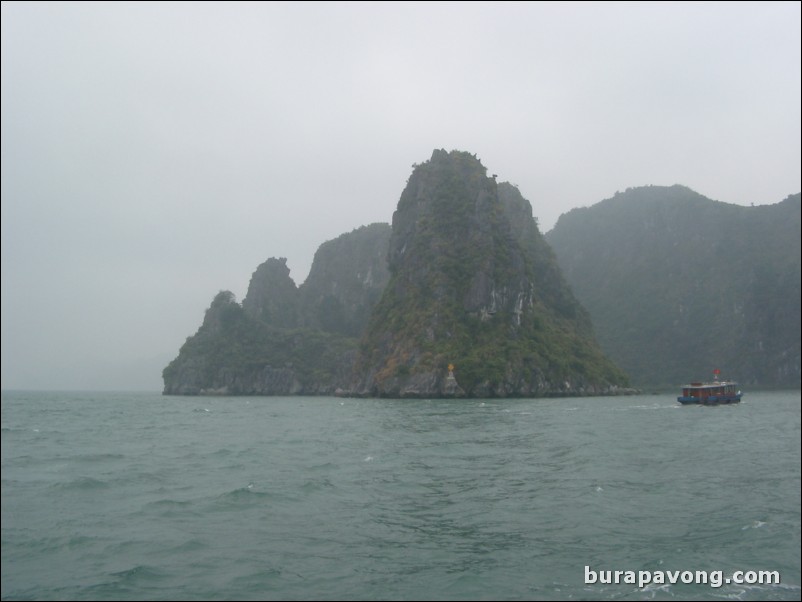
(677, 394), (742, 405)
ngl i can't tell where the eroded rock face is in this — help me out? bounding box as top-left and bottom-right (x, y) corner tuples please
(162, 289), (358, 396)
(548, 186), (802, 389)
(163, 149), (631, 398)
(239, 225), (392, 338)
(353, 150), (628, 397)
(162, 225), (389, 396)
(242, 257), (300, 328)
(299, 223), (391, 337)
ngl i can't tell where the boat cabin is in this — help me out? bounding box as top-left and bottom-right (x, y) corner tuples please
(678, 381), (741, 404)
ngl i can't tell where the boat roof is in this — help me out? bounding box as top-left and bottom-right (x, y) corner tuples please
(682, 381), (739, 388)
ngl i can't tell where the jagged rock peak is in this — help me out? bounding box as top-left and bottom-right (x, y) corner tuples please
(242, 257), (299, 327)
(354, 149), (628, 397)
(201, 290), (239, 334)
(299, 223), (391, 336)
(163, 149), (631, 398)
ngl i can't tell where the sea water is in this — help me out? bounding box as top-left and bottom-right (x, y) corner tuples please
(2, 390), (800, 600)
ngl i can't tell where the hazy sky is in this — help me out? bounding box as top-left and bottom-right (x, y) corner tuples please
(2, 2), (800, 391)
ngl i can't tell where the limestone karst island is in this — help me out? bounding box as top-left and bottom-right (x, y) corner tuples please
(163, 149), (801, 396)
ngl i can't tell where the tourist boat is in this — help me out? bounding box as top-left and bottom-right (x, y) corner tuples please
(678, 370), (742, 404)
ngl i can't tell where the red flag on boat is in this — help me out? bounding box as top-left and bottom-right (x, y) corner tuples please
(713, 369), (721, 375)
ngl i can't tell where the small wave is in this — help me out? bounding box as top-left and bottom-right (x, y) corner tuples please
(122, 470), (166, 486)
(1, 426), (33, 433)
(15, 534), (100, 556)
(614, 403), (670, 411)
(108, 564), (168, 584)
(741, 519), (767, 530)
(718, 581), (801, 601)
(213, 485), (274, 506)
(50, 476), (110, 491)
(227, 567), (283, 591)
(308, 461), (340, 471)
(144, 498), (194, 510)
(173, 539), (208, 554)
(744, 581), (802, 596)
(300, 478), (334, 493)
(75, 453), (126, 463)
(223, 485), (262, 497)
(640, 582), (673, 597)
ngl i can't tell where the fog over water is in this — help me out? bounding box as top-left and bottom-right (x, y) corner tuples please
(2, 2), (800, 391)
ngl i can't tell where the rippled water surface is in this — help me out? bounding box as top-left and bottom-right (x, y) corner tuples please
(2, 391), (800, 600)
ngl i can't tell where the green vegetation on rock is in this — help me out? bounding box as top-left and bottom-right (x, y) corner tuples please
(299, 223), (391, 337)
(163, 149), (654, 397)
(354, 150), (629, 397)
(162, 224), (390, 395)
(162, 290), (357, 395)
(547, 186), (801, 389)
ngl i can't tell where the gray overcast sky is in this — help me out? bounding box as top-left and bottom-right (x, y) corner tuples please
(2, 1), (800, 391)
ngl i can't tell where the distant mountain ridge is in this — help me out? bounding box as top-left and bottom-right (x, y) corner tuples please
(163, 150), (631, 397)
(546, 185), (801, 388)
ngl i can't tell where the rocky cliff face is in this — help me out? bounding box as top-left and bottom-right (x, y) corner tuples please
(547, 186), (801, 388)
(163, 149), (631, 397)
(239, 225), (391, 337)
(299, 223), (391, 337)
(162, 291), (356, 395)
(352, 150), (629, 397)
(162, 225), (391, 396)
(242, 257), (300, 327)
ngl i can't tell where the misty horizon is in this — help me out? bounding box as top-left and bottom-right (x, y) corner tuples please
(2, 2), (800, 391)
